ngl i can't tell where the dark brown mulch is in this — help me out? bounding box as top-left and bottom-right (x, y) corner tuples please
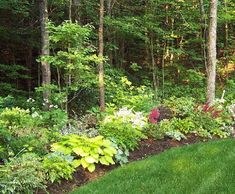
(129, 134), (207, 162)
(43, 134), (207, 194)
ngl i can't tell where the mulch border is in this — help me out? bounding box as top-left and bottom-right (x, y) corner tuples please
(43, 134), (209, 194)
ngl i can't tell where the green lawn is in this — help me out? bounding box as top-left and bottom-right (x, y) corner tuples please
(71, 139), (235, 194)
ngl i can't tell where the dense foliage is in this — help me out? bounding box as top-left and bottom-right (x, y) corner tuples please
(0, 0), (234, 193)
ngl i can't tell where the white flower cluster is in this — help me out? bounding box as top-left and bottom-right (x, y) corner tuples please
(228, 104), (235, 120)
(31, 111), (42, 119)
(26, 98), (35, 103)
(42, 99), (58, 109)
(49, 104), (58, 109)
(114, 107), (147, 129)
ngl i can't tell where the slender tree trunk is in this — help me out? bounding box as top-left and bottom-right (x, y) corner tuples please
(199, 0), (208, 69)
(106, 0), (113, 65)
(26, 48), (32, 96)
(162, 42), (166, 99)
(73, 0), (81, 23)
(98, 0), (105, 111)
(40, 0), (51, 102)
(223, 0), (228, 58)
(206, 0), (218, 104)
(150, 36), (157, 99)
(69, 0), (72, 22)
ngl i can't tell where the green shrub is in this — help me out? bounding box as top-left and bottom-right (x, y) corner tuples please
(0, 107), (32, 129)
(99, 107), (147, 150)
(192, 110), (231, 138)
(0, 108), (50, 159)
(165, 131), (186, 141)
(105, 71), (155, 112)
(163, 97), (196, 118)
(43, 152), (78, 183)
(109, 138), (129, 165)
(39, 108), (68, 131)
(0, 153), (46, 194)
(154, 117), (195, 139)
(51, 135), (117, 172)
(147, 123), (166, 139)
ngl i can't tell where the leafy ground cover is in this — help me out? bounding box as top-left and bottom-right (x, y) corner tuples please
(71, 139), (235, 194)
(0, 95), (234, 193)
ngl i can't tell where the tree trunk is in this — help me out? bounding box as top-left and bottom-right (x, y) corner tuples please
(206, 0), (217, 104)
(199, 0), (207, 69)
(98, 0), (105, 112)
(40, 0), (51, 102)
(150, 36), (157, 99)
(26, 48), (33, 96)
(223, 0), (228, 58)
(73, 0), (81, 23)
(106, 0), (113, 65)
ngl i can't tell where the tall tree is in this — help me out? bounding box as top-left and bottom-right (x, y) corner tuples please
(206, 0), (218, 104)
(199, 0), (207, 68)
(40, 0), (51, 102)
(98, 0), (105, 111)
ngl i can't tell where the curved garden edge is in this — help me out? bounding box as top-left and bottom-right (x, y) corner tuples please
(44, 134), (212, 194)
(71, 138), (235, 194)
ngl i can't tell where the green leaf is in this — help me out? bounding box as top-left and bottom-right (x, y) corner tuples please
(105, 156), (115, 165)
(72, 147), (88, 157)
(72, 159), (81, 168)
(51, 143), (72, 155)
(81, 158), (89, 168)
(99, 157), (109, 165)
(85, 156), (96, 164)
(87, 164), (96, 172)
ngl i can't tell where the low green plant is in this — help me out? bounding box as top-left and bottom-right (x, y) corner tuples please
(158, 117), (195, 136)
(43, 152), (78, 183)
(109, 138), (129, 165)
(0, 153), (46, 194)
(149, 117), (194, 141)
(165, 131), (186, 141)
(163, 97), (195, 118)
(39, 108), (68, 131)
(105, 70), (155, 112)
(51, 135), (117, 172)
(147, 123), (166, 139)
(0, 108), (50, 159)
(192, 111), (231, 138)
(99, 107), (147, 150)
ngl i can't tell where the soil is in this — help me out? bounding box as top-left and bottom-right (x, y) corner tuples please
(43, 134), (208, 194)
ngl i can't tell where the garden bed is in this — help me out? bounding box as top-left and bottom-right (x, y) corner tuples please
(44, 134), (207, 194)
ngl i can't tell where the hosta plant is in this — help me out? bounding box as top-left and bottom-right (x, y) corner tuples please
(51, 135), (117, 172)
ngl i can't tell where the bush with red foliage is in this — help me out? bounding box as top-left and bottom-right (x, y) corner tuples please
(201, 103), (223, 118)
(148, 108), (160, 124)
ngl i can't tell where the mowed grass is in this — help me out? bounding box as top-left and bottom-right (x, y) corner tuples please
(71, 139), (235, 194)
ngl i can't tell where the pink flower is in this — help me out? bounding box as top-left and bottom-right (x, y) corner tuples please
(149, 108), (160, 124)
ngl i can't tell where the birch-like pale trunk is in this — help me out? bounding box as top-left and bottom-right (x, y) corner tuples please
(40, 0), (51, 104)
(206, 0), (218, 104)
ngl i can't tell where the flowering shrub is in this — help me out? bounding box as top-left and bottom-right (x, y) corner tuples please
(148, 108), (160, 124)
(99, 107), (147, 150)
(201, 103), (223, 118)
(113, 107), (147, 129)
(228, 104), (235, 120)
